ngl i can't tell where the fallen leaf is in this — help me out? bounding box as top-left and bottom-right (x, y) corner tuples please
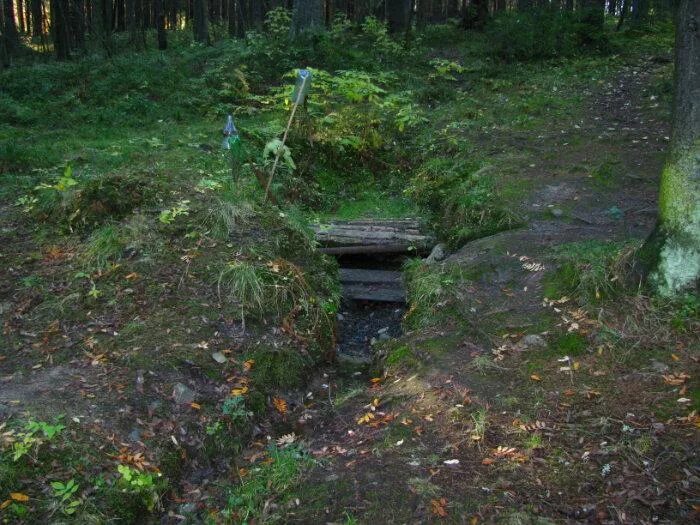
(482, 457), (495, 465)
(530, 374), (542, 381)
(443, 459), (459, 465)
(231, 386), (249, 396)
(273, 397), (288, 415)
(10, 493), (29, 502)
(663, 373), (690, 386)
(0, 500), (11, 510)
(190, 402), (201, 410)
(276, 433), (296, 446)
(430, 498), (448, 518)
(357, 412), (376, 425)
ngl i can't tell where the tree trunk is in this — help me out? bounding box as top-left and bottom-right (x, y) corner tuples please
(192, 0), (209, 43)
(386, 0), (409, 33)
(616, 0), (627, 30)
(31, 0), (42, 35)
(251, 0), (263, 29)
(641, 0), (700, 295)
(71, 0), (86, 51)
(463, 0), (488, 29)
(581, 0), (605, 28)
(290, 0), (323, 36)
(93, 0), (113, 55)
(2, 0), (20, 53)
(17, 0), (26, 32)
(155, 0), (166, 48)
(50, 0), (70, 58)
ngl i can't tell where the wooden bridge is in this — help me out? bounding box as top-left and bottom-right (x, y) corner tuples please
(312, 219), (434, 302)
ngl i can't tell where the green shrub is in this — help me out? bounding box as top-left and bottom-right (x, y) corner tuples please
(543, 240), (637, 303)
(486, 9), (611, 62)
(407, 161), (520, 247)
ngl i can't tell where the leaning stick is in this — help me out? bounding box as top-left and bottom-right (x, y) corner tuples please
(264, 73), (309, 201)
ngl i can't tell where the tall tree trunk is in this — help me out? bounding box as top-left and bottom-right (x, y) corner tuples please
(640, 0), (700, 295)
(17, 0), (26, 32)
(0, 0), (10, 66)
(251, 0), (262, 29)
(155, 0), (166, 47)
(31, 0), (42, 36)
(235, 0), (245, 36)
(93, 0), (113, 55)
(71, 0), (86, 51)
(2, 0), (20, 53)
(581, 0), (605, 28)
(50, 0), (70, 58)
(463, 0), (488, 29)
(290, 0), (323, 36)
(616, 0), (627, 30)
(192, 0), (209, 42)
(386, 0), (409, 33)
(226, 0), (234, 35)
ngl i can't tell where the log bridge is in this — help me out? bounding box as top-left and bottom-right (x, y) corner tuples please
(311, 219), (435, 303)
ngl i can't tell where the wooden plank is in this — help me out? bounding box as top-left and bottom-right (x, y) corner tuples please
(340, 268), (403, 284)
(319, 243), (424, 255)
(342, 284), (405, 303)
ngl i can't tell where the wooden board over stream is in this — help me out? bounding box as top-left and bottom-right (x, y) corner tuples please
(312, 219), (434, 255)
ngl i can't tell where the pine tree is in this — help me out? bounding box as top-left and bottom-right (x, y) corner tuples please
(640, 0), (700, 295)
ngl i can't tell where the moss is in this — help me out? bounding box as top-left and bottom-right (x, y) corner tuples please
(652, 144), (700, 296)
(249, 345), (311, 390)
(386, 345), (417, 367)
(552, 332), (588, 356)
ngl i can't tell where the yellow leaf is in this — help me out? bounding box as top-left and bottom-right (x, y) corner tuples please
(671, 354), (680, 361)
(190, 402), (201, 410)
(357, 412), (376, 425)
(370, 377), (383, 384)
(572, 361), (580, 371)
(243, 359), (255, 371)
(10, 492), (29, 502)
(231, 386), (249, 396)
(0, 500), (11, 509)
(530, 374), (541, 381)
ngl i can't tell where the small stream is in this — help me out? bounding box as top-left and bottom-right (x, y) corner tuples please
(334, 253), (408, 364)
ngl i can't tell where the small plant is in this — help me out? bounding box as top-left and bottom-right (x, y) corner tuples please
(158, 200), (191, 224)
(470, 407), (488, 445)
(428, 58), (465, 82)
(222, 395), (252, 426)
(51, 479), (81, 515)
(5, 420), (65, 462)
(224, 445), (312, 522)
(116, 464), (161, 512)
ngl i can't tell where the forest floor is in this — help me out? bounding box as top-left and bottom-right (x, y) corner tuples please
(0, 22), (698, 525)
(280, 56), (700, 525)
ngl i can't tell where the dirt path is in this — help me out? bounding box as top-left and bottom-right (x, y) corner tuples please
(284, 58), (698, 524)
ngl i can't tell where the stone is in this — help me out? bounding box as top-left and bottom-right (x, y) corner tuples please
(211, 352), (227, 364)
(172, 382), (196, 405)
(515, 334), (547, 352)
(650, 360), (669, 373)
(425, 243), (447, 264)
(550, 207), (564, 218)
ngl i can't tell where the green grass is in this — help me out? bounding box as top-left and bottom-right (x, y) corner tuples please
(543, 240), (637, 303)
(225, 445), (313, 523)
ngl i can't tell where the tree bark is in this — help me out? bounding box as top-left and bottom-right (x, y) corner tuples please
(641, 0), (700, 295)
(192, 0), (209, 43)
(581, 0), (605, 29)
(386, 0), (410, 33)
(50, 0), (70, 58)
(31, 0), (42, 36)
(290, 0), (323, 36)
(2, 0), (20, 53)
(155, 0), (166, 48)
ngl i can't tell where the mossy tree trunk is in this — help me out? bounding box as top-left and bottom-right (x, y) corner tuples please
(642, 0), (700, 296)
